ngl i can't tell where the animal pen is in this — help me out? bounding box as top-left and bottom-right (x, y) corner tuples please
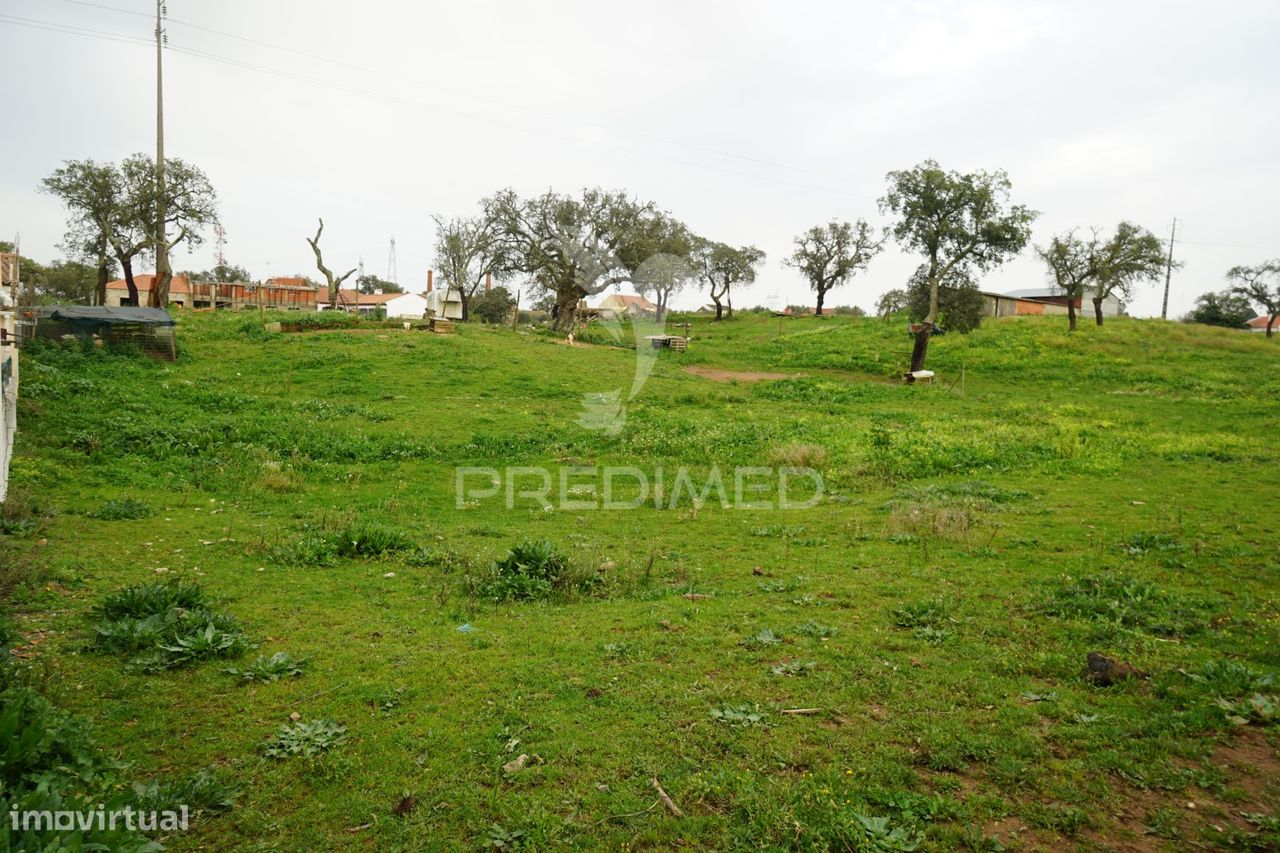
(35, 305), (178, 361)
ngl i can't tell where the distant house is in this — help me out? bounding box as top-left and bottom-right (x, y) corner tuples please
(596, 294), (657, 318)
(106, 274), (318, 311)
(105, 274), (192, 307)
(315, 287), (430, 319)
(981, 287), (1123, 319)
(1246, 314), (1277, 334)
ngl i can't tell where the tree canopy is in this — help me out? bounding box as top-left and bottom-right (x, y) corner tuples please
(783, 220), (882, 316)
(880, 160), (1036, 370)
(1184, 289), (1255, 329)
(41, 154), (217, 307)
(483, 188), (654, 331)
(696, 240), (765, 320)
(1227, 260), (1280, 336)
(1089, 221), (1166, 325)
(355, 274), (403, 294)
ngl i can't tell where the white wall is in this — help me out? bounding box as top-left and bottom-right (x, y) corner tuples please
(384, 293), (430, 319)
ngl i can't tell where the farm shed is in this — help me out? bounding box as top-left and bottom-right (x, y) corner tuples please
(36, 305), (177, 360)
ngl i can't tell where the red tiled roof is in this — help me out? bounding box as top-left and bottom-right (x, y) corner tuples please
(105, 274), (191, 293)
(266, 276), (310, 288)
(1247, 314), (1276, 329)
(315, 287), (414, 306)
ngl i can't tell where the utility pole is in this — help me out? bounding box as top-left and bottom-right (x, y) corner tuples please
(154, 0), (168, 307)
(1160, 217), (1177, 320)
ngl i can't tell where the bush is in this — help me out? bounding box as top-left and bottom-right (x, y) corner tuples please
(469, 286), (516, 324)
(332, 523), (416, 557)
(1042, 574), (1212, 637)
(224, 652), (307, 684)
(261, 719), (347, 759)
(87, 498), (153, 520)
(482, 540), (575, 601)
(91, 580), (249, 671)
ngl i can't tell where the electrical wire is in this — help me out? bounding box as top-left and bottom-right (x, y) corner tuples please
(52, 0), (834, 180)
(1, 11), (864, 201)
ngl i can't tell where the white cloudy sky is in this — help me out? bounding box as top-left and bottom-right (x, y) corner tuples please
(2, 0), (1277, 316)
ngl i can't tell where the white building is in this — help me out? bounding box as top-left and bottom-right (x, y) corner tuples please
(425, 288), (464, 321)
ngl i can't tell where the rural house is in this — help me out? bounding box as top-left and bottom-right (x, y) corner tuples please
(105, 273), (192, 307)
(1246, 314), (1277, 333)
(315, 287), (430, 319)
(981, 287), (1123, 319)
(596, 293), (657, 318)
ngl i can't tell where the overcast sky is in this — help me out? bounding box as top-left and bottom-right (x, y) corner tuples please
(2, 0), (1277, 316)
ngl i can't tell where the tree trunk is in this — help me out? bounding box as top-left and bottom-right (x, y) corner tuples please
(554, 289), (579, 332)
(151, 268), (172, 308)
(815, 288), (826, 316)
(1268, 314), (1277, 338)
(459, 290), (470, 322)
(95, 251), (108, 306)
(909, 324), (932, 373)
(1093, 297), (1104, 326)
(726, 292), (733, 319)
(1067, 298), (1077, 332)
(121, 256), (139, 305)
(712, 296), (723, 320)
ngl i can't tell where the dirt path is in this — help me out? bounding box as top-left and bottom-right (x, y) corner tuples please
(684, 365), (794, 383)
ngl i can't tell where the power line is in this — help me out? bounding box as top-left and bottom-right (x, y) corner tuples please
(0, 13), (152, 47)
(3, 13), (862, 201)
(52, 0), (830, 180)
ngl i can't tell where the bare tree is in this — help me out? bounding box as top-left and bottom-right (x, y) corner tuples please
(306, 219), (357, 310)
(432, 214), (511, 321)
(784, 220), (883, 316)
(1227, 260), (1280, 336)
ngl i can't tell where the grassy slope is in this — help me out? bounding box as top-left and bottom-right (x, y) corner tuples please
(4, 312), (1280, 851)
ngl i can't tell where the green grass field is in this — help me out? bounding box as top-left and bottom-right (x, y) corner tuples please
(3, 311), (1279, 851)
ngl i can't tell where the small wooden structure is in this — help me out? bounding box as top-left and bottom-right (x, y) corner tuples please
(644, 334), (688, 352)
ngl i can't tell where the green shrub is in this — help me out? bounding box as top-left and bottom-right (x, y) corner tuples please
(1042, 574), (1212, 637)
(709, 704), (772, 728)
(267, 534), (338, 567)
(94, 579), (207, 620)
(224, 652), (307, 684)
(91, 581), (249, 671)
(261, 719), (348, 758)
(332, 523), (416, 558)
(406, 545), (469, 572)
(128, 767), (240, 814)
(87, 498), (154, 520)
(482, 540), (575, 601)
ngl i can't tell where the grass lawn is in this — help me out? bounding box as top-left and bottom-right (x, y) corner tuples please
(3, 310), (1279, 851)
